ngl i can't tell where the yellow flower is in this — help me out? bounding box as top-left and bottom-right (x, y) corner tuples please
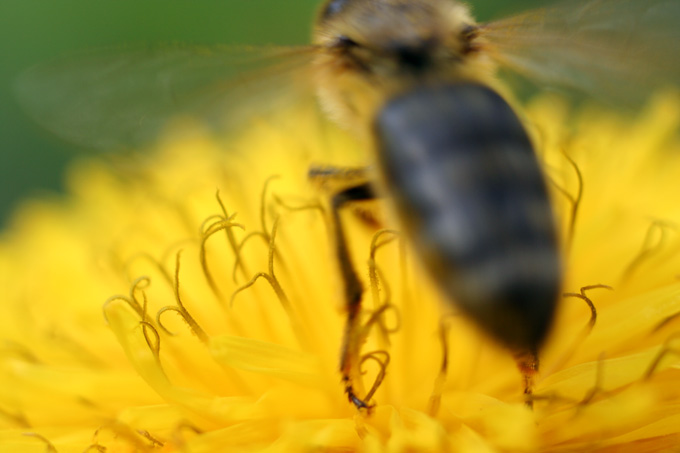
(1, 93), (680, 452)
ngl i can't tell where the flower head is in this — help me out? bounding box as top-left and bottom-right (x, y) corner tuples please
(1, 94), (680, 452)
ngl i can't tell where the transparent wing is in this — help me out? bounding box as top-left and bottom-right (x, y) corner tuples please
(481, 0), (680, 105)
(14, 44), (318, 151)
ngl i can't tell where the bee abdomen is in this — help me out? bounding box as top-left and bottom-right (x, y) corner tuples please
(374, 83), (560, 352)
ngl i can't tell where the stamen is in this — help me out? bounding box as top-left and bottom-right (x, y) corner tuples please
(156, 251), (209, 343)
(548, 148), (583, 250)
(232, 176), (290, 283)
(266, 217), (282, 289)
(622, 220), (677, 283)
(359, 303), (401, 341)
(259, 175), (281, 241)
(644, 332), (680, 380)
(92, 422), (149, 449)
(230, 272), (273, 306)
(564, 284), (611, 330)
(137, 429), (164, 447)
(653, 311), (680, 333)
(360, 350), (391, 403)
(340, 304), (400, 410)
(397, 232), (410, 309)
(214, 190), (251, 281)
(130, 276), (151, 321)
(371, 266), (393, 315)
(273, 194), (329, 291)
(273, 194), (325, 216)
(0, 406), (30, 428)
(372, 235), (398, 250)
(200, 217), (245, 299)
(102, 276), (151, 322)
(103, 296), (134, 324)
(123, 253), (173, 287)
(546, 284), (612, 375)
(0, 339), (40, 364)
(230, 217), (291, 314)
(199, 214), (227, 235)
(343, 351), (391, 412)
(156, 306), (193, 338)
(339, 296), (399, 410)
(140, 321), (161, 361)
(22, 433), (57, 452)
(428, 319), (451, 416)
(561, 150), (583, 249)
(579, 352), (607, 406)
(172, 422), (203, 448)
(159, 239), (196, 269)
(232, 231), (270, 283)
(368, 229), (400, 341)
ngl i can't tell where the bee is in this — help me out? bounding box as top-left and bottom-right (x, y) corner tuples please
(15, 0), (680, 409)
(309, 0), (679, 409)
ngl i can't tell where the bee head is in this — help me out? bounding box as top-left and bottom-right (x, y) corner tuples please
(314, 0), (480, 78)
(312, 0), (493, 134)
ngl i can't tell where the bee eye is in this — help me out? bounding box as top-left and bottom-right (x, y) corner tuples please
(333, 35), (360, 50)
(461, 25), (479, 40)
(322, 0), (352, 20)
(460, 24), (480, 54)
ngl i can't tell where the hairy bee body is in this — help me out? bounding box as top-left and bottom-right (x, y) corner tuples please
(375, 83), (560, 352)
(315, 0), (560, 356)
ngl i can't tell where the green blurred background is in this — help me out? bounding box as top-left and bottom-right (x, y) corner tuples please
(0, 0), (537, 227)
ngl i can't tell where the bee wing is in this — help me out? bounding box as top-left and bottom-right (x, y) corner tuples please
(14, 44), (318, 151)
(481, 0), (680, 105)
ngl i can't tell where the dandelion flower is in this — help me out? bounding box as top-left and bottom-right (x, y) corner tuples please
(1, 94), (680, 452)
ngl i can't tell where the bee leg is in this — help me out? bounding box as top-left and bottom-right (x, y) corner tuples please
(308, 164), (373, 193)
(310, 165), (379, 409)
(310, 164), (382, 228)
(514, 349), (539, 409)
(332, 183), (379, 410)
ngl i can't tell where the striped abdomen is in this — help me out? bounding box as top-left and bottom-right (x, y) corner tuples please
(374, 83), (560, 352)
